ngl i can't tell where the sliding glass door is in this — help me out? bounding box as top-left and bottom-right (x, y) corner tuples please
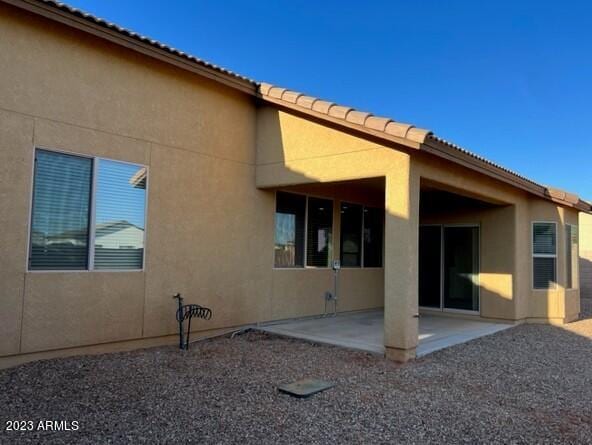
(419, 226), (441, 308)
(419, 225), (480, 313)
(443, 226), (479, 311)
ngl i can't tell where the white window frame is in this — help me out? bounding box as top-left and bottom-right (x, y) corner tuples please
(26, 147), (149, 273)
(565, 223), (578, 290)
(531, 221), (558, 290)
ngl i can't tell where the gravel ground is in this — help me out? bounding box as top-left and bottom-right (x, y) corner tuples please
(2, 302), (592, 445)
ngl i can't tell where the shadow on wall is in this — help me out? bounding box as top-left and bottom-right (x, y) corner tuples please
(256, 106), (417, 333)
(581, 257), (592, 299)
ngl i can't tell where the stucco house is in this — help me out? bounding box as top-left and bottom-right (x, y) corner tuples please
(1, 0), (591, 368)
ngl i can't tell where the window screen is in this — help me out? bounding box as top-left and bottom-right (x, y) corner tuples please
(274, 192), (306, 267)
(29, 150), (92, 270)
(340, 203), (362, 267)
(363, 207), (383, 267)
(533, 222), (557, 289)
(94, 159), (146, 270)
(306, 197), (333, 267)
(566, 225), (579, 289)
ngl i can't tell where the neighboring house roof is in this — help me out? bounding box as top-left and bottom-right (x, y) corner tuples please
(3, 0), (590, 213)
(95, 221), (144, 237)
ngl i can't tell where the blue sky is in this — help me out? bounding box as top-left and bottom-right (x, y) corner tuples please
(66, 0), (591, 200)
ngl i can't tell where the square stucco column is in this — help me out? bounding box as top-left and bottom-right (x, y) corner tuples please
(384, 161), (420, 362)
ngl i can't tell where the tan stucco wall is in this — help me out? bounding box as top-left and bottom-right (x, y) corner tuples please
(0, 4), (273, 359)
(581, 213), (592, 299)
(526, 201), (580, 323)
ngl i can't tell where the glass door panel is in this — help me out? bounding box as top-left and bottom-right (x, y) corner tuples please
(443, 226), (479, 311)
(419, 226), (442, 308)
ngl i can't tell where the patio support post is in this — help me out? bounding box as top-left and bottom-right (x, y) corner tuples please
(383, 159), (420, 362)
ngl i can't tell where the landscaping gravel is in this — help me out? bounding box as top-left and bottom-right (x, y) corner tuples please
(2, 301), (592, 444)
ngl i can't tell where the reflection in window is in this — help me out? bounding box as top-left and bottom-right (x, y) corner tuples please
(363, 207), (383, 267)
(340, 203), (362, 267)
(306, 197), (333, 267)
(274, 192), (305, 267)
(94, 159), (146, 269)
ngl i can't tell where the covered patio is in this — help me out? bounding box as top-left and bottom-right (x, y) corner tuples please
(259, 310), (513, 357)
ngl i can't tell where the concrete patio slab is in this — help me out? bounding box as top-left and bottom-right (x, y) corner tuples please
(259, 310), (514, 357)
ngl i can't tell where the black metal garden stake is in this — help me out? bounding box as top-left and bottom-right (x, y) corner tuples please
(173, 293), (213, 350)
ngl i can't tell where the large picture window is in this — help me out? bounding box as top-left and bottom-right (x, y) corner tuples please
(532, 222), (557, 289)
(29, 149), (147, 271)
(566, 224), (579, 289)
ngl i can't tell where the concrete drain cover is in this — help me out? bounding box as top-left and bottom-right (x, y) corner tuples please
(278, 378), (334, 398)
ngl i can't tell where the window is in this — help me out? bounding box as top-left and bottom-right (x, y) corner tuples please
(29, 149), (147, 271)
(306, 197), (333, 267)
(339, 203), (384, 267)
(532, 222), (557, 289)
(566, 224), (579, 289)
(340, 203), (362, 267)
(29, 150), (92, 270)
(93, 159), (147, 270)
(274, 192), (306, 267)
(363, 207), (383, 267)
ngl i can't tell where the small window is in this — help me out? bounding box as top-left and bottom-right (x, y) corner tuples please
(566, 224), (579, 289)
(30, 150), (93, 270)
(274, 192), (306, 267)
(306, 197), (333, 267)
(363, 207), (383, 267)
(94, 159), (146, 270)
(340, 203), (362, 267)
(532, 222), (557, 289)
(29, 149), (147, 271)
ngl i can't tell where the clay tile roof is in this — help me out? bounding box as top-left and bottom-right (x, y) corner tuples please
(268, 87), (287, 99)
(312, 100), (335, 114)
(365, 116), (394, 133)
(346, 110), (372, 126)
(296, 95), (318, 109)
(328, 105), (353, 120)
(280, 90), (302, 104)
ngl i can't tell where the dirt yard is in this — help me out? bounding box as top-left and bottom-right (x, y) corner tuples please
(2, 300), (592, 444)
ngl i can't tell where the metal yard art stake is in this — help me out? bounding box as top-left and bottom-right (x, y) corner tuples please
(173, 293), (213, 350)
